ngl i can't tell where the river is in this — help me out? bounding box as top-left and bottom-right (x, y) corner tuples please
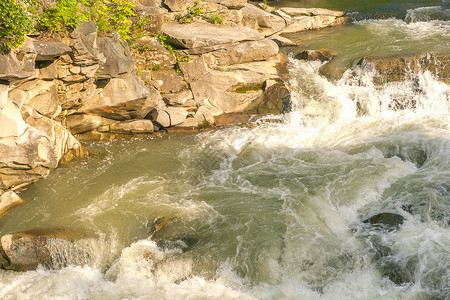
(0, 1), (449, 299)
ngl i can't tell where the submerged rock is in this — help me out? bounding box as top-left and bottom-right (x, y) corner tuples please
(357, 53), (450, 84)
(295, 49), (337, 62)
(0, 228), (96, 271)
(363, 212), (405, 227)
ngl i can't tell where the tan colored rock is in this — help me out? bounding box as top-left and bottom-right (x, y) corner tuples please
(241, 4), (286, 36)
(37, 60), (58, 80)
(0, 191), (24, 217)
(79, 72), (152, 120)
(270, 35), (297, 47)
(24, 80), (60, 118)
(280, 7), (345, 17)
(0, 126), (58, 191)
(205, 39), (279, 67)
(164, 0), (195, 12)
(150, 107), (188, 127)
(193, 106), (214, 124)
(66, 114), (115, 134)
(109, 120), (154, 133)
(205, 0), (246, 9)
(161, 22), (263, 49)
(283, 14), (349, 33)
(0, 98), (28, 138)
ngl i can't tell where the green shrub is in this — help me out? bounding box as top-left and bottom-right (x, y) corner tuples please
(0, 0), (33, 52)
(82, 0), (135, 39)
(37, 0), (87, 32)
(208, 13), (223, 24)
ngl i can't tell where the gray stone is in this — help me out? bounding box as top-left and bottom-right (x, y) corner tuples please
(364, 213), (405, 227)
(97, 33), (134, 78)
(0, 228), (95, 271)
(163, 90), (194, 106)
(161, 22), (263, 49)
(37, 60), (58, 80)
(151, 69), (187, 94)
(70, 22), (102, 66)
(18, 38), (72, 61)
(0, 191), (24, 217)
(66, 114), (115, 134)
(149, 107), (188, 127)
(0, 52), (35, 80)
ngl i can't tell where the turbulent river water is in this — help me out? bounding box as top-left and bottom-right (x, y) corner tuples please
(1, 1), (449, 300)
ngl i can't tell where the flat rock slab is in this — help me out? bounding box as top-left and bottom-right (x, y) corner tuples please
(162, 22), (263, 49)
(280, 7), (345, 17)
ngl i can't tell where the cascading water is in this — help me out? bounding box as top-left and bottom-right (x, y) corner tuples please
(0, 6), (449, 300)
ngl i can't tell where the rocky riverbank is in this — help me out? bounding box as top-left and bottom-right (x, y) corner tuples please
(0, 0), (349, 205)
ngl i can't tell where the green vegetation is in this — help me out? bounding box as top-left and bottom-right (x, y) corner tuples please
(37, 0), (87, 32)
(188, 2), (204, 17)
(197, 120), (211, 130)
(208, 13), (223, 24)
(0, 0), (33, 52)
(0, 0), (141, 52)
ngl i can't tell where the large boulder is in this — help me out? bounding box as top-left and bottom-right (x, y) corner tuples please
(108, 119), (155, 133)
(0, 88), (28, 138)
(241, 4), (286, 36)
(0, 228), (96, 271)
(69, 22), (103, 66)
(17, 38), (72, 61)
(149, 107), (188, 127)
(150, 69), (187, 94)
(0, 126), (58, 191)
(205, 39), (279, 67)
(65, 114), (115, 134)
(161, 22), (263, 49)
(78, 72), (152, 120)
(97, 33), (135, 78)
(0, 52), (35, 81)
(275, 7), (348, 33)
